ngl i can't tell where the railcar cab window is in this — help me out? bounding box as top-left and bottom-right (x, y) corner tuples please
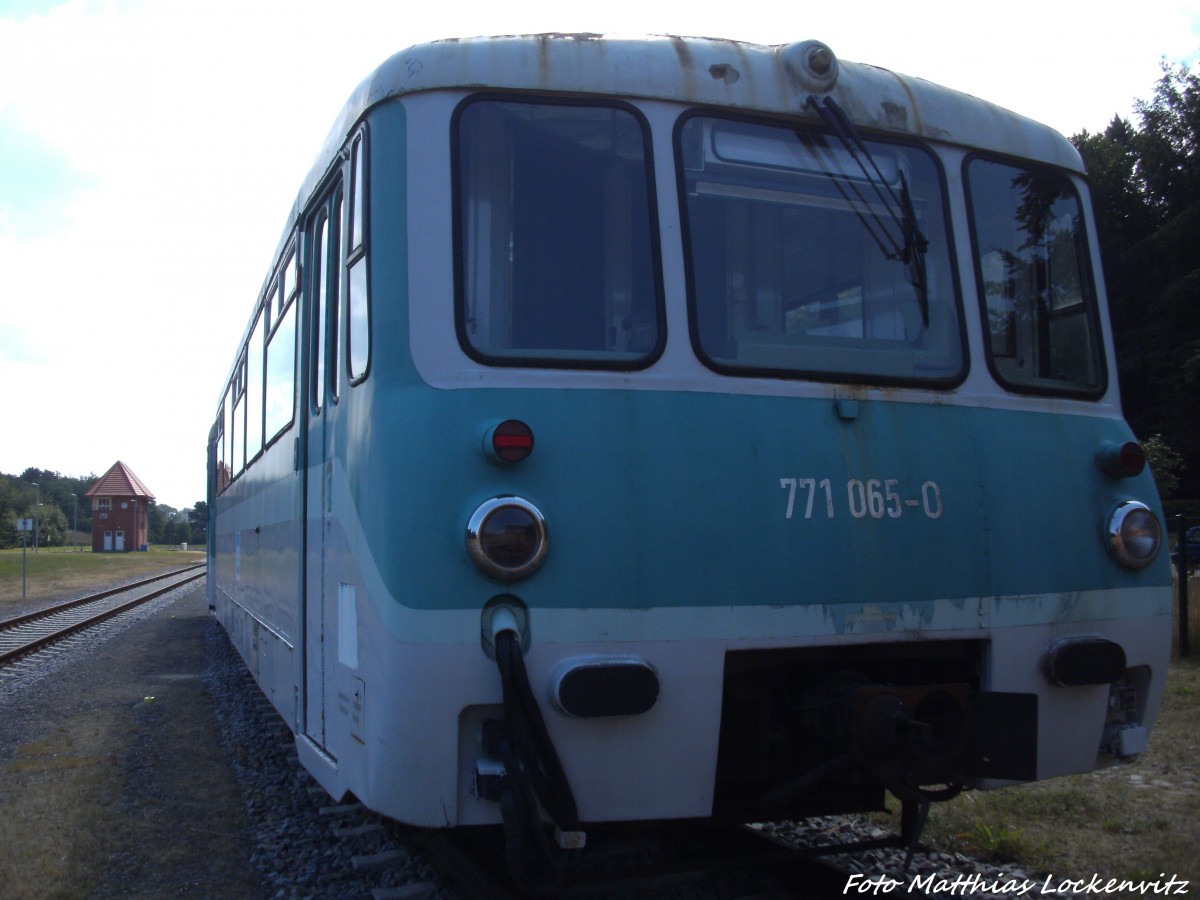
(966, 156), (1105, 396)
(454, 97), (663, 367)
(677, 115), (963, 385)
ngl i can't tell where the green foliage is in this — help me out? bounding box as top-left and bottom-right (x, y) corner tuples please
(1142, 434), (1184, 499)
(1073, 61), (1200, 499)
(0, 470), (96, 550)
(148, 501), (201, 546)
(0, 469), (205, 550)
(189, 501), (208, 545)
(955, 818), (1044, 865)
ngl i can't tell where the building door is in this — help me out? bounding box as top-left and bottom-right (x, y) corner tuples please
(104, 531), (113, 551)
(115, 530), (125, 551)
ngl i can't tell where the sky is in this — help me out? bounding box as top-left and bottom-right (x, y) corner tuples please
(1, 0), (1198, 511)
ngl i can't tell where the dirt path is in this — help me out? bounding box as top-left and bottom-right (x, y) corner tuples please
(0, 583), (263, 898)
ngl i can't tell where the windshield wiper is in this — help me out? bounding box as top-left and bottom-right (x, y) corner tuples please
(806, 95), (930, 326)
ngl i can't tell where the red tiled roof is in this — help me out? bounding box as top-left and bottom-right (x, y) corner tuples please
(85, 461), (156, 499)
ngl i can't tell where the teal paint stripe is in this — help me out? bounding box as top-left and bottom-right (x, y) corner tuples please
(349, 385), (1167, 615)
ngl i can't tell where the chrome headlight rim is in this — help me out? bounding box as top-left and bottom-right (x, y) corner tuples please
(466, 495), (549, 581)
(1104, 500), (1161, 570)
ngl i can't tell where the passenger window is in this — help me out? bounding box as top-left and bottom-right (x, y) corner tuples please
(455, 98), (662, 368)
(230, 359), (244, 477)
(216, 401), (229, 494)
(348, 133), (369, 381)
(333, 196), (344, 401)
(266, 299), (296, 442)
(312, 214), (328, 412)
(245, 312), (265, 462)
(966, 157), (1104, 395)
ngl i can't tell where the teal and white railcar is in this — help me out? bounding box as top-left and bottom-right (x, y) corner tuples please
(207, 33), (1171, 867)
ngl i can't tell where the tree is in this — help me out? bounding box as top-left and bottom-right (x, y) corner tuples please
(149, 503), (172, 544)
(1142, 434), (1184, 500)
(1073, 61), (1200, 499)
(189, 501), (208, 545)
(0, 468), (99, 547)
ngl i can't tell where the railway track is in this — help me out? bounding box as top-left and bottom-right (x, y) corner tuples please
(0, 564), (206, 668)
(409, 819), (859, 898)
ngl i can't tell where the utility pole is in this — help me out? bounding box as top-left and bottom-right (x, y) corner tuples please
(32, 482), (40, 554)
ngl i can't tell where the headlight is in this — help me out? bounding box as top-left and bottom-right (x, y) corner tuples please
(1104, 501), (1161, 569)
(466, 496), (549, 581)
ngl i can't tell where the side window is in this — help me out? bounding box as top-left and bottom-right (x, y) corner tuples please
(266, 243), (298, 442)
(245, 311), (265, 462)
(333, 195), (344, 402)
(455, 97), (662, 368)
(966, 156), (1105, 396)
(215, 404), (228, 494)
(230, 357), (245, 477)
(347, 131), (370, 381)
(312, 213), (328, 413)
(307, 195), (342, 410)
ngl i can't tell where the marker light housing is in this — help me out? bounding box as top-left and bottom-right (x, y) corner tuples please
(484, 419), (534, 464)
(466, 496), (549, 581)
(1097, 441), (1146, 479)
(1104, 500), (1161, 569)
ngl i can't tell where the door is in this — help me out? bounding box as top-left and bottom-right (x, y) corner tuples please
(103, 531), (113, 551)
(115, 530), (125, 551)
(303, 188), (343, 751)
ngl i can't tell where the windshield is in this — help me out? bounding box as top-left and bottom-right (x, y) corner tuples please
(678, 115), (964, 385)
(455, 98), (663, 368)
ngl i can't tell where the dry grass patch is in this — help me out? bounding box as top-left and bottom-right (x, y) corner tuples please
(903, 659), (1200, 882)
(0, 721), (123, 898)
(0, 547), (204, 610)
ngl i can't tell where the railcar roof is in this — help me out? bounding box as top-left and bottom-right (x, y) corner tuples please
(317, 32), (1080, 179)
(278, 34), (1082, 265)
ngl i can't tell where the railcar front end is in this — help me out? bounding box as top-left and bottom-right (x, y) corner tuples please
(207, 35), (1172, 868)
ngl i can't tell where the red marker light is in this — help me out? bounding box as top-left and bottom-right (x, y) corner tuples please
(487, 420), (534, 463)
(1118, 442), (1146, 477)
(1097, 440), (1146, 479)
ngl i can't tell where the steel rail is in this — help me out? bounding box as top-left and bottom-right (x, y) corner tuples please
(0, 568), (205, 667)
(0, 563), (204, 630)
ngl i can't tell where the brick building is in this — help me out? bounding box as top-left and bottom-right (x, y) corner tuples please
(85, 461), (155, 552)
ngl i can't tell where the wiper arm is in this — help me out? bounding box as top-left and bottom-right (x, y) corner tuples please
(806, 95), (930, 326)
(898, 170), (930, 325)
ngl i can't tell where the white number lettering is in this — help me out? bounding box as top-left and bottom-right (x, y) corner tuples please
(922, 481), (943, 519)
(884, 479), (902, 518)
(780, 478), (797, 519)
(848, 479), (867, 519)
(820, 478), (834, 518)
(799, 478), (816, 518)
(866, 479), (885, 519)
(782, 476), (942, 522)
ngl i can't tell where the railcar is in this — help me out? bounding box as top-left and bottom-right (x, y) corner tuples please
(207, 33), (1172, 876)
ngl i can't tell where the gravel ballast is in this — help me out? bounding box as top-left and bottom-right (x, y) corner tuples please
(0, 579), (1155, 898)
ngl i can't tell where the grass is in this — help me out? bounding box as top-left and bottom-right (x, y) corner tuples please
(897, 656), (1200, 883)
(0, 546), (205, 610)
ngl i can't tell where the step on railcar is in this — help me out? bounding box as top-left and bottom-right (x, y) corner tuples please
(207, 33), (1172, 878)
